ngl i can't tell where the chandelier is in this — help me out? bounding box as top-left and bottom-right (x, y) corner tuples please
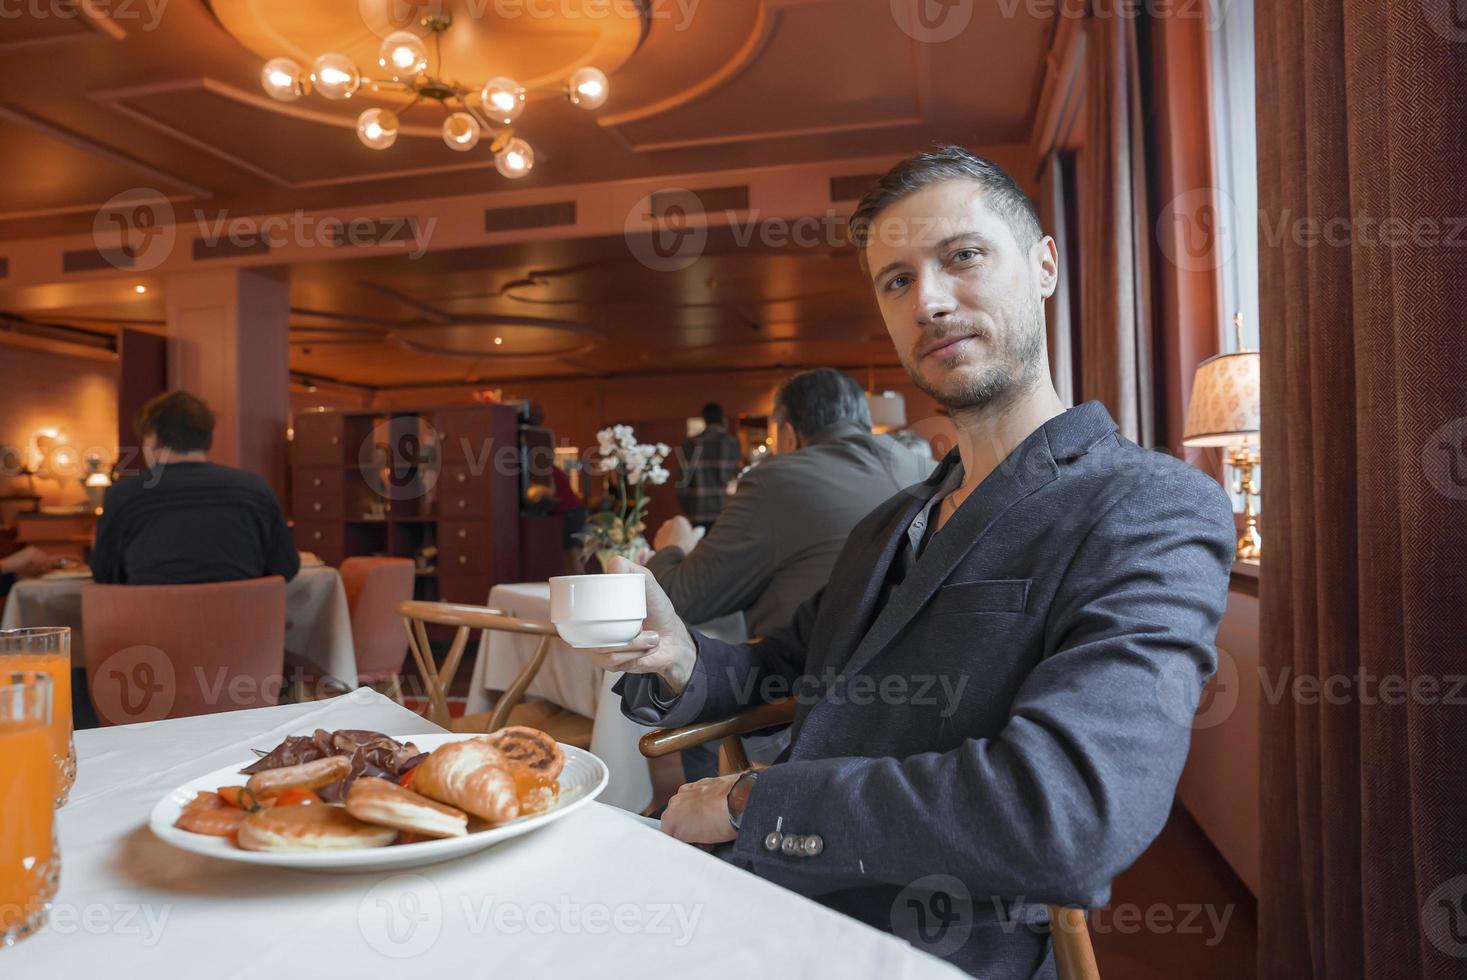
(257, 12), (610, 179)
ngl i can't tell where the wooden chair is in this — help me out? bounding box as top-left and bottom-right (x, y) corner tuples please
(82, 577), (287, 725)
(638, 698), (1101, 980)
(399, 600), (594, 748)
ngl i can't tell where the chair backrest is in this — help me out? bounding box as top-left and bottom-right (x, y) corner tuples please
(81, 577), (286, 725)
(398, 600), (558, 731)
(340, 557), (416, 682)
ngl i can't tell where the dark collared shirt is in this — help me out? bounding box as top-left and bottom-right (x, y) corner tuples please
(875, 458), (963, 616)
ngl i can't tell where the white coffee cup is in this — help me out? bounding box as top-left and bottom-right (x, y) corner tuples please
(549, 573), (647, 648)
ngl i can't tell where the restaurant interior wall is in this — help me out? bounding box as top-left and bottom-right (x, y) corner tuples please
(0, 343), (118, 510)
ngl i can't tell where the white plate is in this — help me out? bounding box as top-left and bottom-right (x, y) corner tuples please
(148, 733), (608, 871)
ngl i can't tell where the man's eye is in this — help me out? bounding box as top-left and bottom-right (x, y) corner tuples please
(885, 275), (911, 291)
(952, 248), (980, 263)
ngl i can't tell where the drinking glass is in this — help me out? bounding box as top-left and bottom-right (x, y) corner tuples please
(0, 671), (60, 946)
(0, 629), (76, 807)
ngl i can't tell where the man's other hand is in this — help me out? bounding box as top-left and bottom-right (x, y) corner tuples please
(653, 515), (704, 555)
(661, 773), (741, 844)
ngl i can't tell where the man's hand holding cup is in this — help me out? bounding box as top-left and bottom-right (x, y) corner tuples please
(551, 556), (696, 695)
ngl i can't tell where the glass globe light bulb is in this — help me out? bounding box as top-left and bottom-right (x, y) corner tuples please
(495, 137), (534, 179)
(479, 77), (526, 125)
(378, 31), (428, 80)
(311, 53), (360, 101)
(356, 107), (399, 150)
(567, 67), (609, 109)
(442, 112), (481, 152)
(261, 57), (305, 102)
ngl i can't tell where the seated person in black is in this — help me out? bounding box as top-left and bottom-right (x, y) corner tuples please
(90, 391), (300, 585)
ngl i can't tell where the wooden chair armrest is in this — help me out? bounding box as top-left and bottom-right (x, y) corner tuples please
(398, 600), (558, 637)
(638, 697), (797, 759)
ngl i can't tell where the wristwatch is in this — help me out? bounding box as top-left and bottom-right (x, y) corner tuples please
(726, 769), (759, 831)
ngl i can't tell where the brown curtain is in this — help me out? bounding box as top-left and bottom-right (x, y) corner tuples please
(1255, 3), (1467, 979)
(1078, 0), (1155, 445)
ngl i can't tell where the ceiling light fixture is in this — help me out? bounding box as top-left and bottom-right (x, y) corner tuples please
(259, 12), (612, 179)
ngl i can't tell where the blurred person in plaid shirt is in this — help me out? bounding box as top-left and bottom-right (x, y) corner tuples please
(676, 403), (742, 529)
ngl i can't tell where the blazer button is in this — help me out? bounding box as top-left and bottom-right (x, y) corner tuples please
(764, 832), (783, 852)
(802, 835), (823, 857)
(781, 835), (801, 856)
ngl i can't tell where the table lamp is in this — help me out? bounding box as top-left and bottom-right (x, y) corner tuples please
(1182, 314), (1262, 560)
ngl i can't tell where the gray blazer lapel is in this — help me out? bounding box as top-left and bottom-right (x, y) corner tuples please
(837, 432), (1061, 681)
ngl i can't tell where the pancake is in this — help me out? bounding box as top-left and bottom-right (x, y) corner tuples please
(345, 777), (468, 839)
(235, 803), (399, 851)
(480, 727), (565, 782)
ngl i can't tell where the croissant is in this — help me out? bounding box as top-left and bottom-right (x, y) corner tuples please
(410, 739), (519, 825)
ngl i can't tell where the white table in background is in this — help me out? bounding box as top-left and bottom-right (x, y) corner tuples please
(9, 691), (964, 979)
(464, 582), (657, 813)
(0, 564), (358, 684)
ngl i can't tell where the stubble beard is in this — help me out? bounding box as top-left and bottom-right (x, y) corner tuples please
(903, 299), (1047, 413)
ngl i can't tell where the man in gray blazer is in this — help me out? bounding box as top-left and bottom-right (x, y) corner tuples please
(649, 368), (934, 642)
(593, 146), (1235, 978)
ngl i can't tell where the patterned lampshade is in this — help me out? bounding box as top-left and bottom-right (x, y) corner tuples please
(1182, 350), (1261, 447)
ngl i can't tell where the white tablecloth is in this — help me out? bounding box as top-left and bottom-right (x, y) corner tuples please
(0, 565), (357, 684)
(465, 583), (654, 814)
(9, 692), (963, 979)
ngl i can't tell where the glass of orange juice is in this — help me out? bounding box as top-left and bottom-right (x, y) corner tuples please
(0, 629), (75, 807)
(1, 671), (59, 946)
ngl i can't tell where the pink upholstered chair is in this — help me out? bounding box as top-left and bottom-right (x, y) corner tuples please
(81, 577), (287, 726)
(340, 557), (416, 701)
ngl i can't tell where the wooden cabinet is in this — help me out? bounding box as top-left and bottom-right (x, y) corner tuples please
(288, 405), (523, 604)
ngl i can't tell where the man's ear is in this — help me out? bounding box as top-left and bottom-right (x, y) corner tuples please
(1034, 236), (1059, 300)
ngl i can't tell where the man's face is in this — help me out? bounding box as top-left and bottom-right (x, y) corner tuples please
(864, 180), (1058, 412)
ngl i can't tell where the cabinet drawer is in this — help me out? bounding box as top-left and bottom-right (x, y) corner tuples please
(293, 468), (343, 520)
(293, 412), (345, 465)
(437, 464), (490, 517)
(293, 522), (342, 565)
(439, 520), (491, 573)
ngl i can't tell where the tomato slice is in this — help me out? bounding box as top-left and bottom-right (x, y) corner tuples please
(273, 788), (323, 807)
(399, 767), (417, 789)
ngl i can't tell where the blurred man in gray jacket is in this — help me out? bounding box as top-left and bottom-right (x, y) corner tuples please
(649, 368), (934, 643)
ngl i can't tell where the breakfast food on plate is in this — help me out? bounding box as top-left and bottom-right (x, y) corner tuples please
(174, 791), (250, 837)
(345, 777), (468, 839)
(236, 803), (399, 852)
(240, 729), (425, 802)
(411, 739), (520, 825)
(245, 755), (352, 799)
(481, 727), (564, 815)
(172, 727), (571, 851)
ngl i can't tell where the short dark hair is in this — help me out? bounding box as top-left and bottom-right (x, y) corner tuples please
(848, 145), (1044, 274)
(701, 403), (725, 426)
(772, 368), (872, 439)
(136, 390), (215, 452)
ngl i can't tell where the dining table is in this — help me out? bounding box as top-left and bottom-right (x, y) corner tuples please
(7, 691), (967, 979)
(0, 563), (358, 685)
